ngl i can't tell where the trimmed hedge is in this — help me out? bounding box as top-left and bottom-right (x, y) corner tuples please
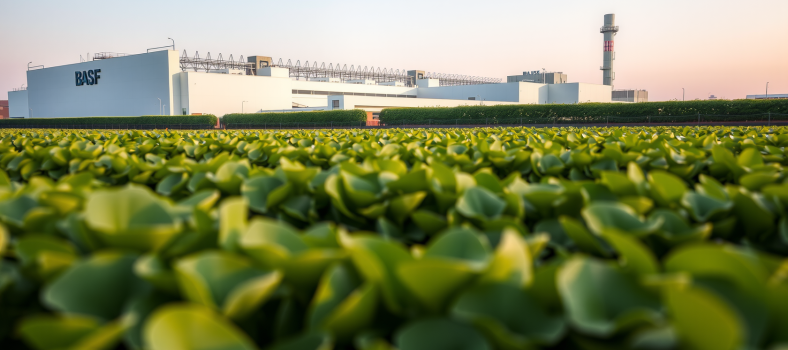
(379, 99), (788, 123)
(222, 109), (367, 125)
(0, 115), (218, 127)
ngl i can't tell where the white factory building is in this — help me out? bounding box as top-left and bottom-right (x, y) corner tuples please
(8, 50), (618, 119)
(8, 14), (649, 120)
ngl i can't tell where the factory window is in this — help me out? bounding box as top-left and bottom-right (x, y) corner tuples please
(332, 100), (340, 108)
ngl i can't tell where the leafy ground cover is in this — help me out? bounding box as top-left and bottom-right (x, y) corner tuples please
(1, 126), (787, 350)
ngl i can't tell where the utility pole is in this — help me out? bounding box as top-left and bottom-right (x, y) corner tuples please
(682, 88), (685, 102)
(766, 82), (769, 99)
(242, 101), (248, 113)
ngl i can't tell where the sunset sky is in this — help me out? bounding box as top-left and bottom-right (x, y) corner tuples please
(1, 0), (786, 101)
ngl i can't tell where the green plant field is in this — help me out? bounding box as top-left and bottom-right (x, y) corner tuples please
(1, 126), (787, 350)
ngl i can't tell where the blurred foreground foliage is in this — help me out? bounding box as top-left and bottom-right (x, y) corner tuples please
(0, 126), (787, 349)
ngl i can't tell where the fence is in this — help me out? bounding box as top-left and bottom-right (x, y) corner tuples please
(223, 113), (788, 129)
(3, 113), (788, 130)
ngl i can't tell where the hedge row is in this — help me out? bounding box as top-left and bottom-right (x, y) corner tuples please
(222, 109), (367, 124)
(0, 115), (218, 127)
(379, 99), (788, 123)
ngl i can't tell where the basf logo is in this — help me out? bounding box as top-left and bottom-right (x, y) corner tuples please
(75, 69), (101, 86)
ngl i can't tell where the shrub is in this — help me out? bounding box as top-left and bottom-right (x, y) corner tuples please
(379, 99), (788, 123)
(0, 115), (218, 127)
(222, 109), (367, 126)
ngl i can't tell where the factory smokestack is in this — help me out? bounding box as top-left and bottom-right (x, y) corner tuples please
(600, 14), (619, 88)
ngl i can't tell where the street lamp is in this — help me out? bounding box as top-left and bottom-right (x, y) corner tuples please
(27, 62), (32, 71)
(682, 88), (685, 102)
(242, 101), (248, 113)
(157, 98), (162, 115)
(542, 68), (546, 84)
(168, 37), (175, 51)
(766, 82), (769, 99)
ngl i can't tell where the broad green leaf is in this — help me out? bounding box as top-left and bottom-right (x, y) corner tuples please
(15, 234), (78, 280)
(557, 257), (661, 337)
(558, 216), (611, 257)
(309, 263), (378, 338)
(451, 283), (565, 347)
(144, 304), (258, 350)
(388, 191), (427, 224)
(601, 229), (659, 275)
(456, 187), (506, 221)
(582, 202), (661, 237)
(666, 286), (743, 350)
(424, 227), (491, 269)
(648, 170), (687, 207)
(395, 318), (491, 350)
(174, 250), (279, 319)
(43, 252), (143, 321)
(219, 197), (248, 253)
(84, 185), (182, 251)
(18, 315), (101, 350)
(341, 233), (413, 313)
(681, 192), (733, 222)
(398, 259), (479, 311)
(241, 176), (285, 213)
(478, 228), (532, 287)
(239, 217), (308, 269)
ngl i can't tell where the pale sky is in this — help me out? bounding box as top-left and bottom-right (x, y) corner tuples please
(1, 0), (786, 101)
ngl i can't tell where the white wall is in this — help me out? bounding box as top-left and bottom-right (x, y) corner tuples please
(8, 90), (29, 118)
(547, 83), (612, 104)
(547, 84), (580, 104)
(181, 72), (292, 116)
(292, 94), (330, 108)
(328, 95), (517, 113)
(290, 80), (417, 96)
(519, 83), (548, 105)
(25, 50), (179, 118)
(577, 83), (613, 103)
(416, 82), (540, 103)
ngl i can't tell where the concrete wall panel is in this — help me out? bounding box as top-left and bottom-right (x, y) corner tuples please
(8, 90), (29, 118)
(25, 50), (179, 118)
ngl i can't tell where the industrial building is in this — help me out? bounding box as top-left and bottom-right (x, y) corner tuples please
(7, 14), (645, 119)
(613, 89), (648, 103)
(0, 101), (8, 119)
(747, 94), (788, 100)
(507, 71), (568, 84)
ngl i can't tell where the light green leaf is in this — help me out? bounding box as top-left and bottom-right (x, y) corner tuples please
(144, 304), (258, 350)
(456, 187), (506, 221)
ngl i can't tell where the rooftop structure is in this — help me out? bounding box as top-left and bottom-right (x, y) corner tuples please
(507, 71), (568, 84)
